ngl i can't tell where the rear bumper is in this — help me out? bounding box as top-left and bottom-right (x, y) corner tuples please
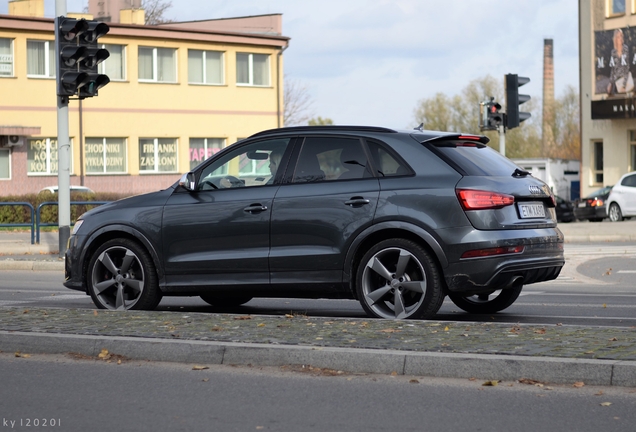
(437, 226), (564, 294)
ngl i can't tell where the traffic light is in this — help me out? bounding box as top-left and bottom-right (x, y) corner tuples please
(479, 98), (503, 131)
(55, 17), (110, 99)
(505, 74), (531, 129)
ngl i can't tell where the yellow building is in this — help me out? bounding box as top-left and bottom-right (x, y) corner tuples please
(0, 0), (289, 196)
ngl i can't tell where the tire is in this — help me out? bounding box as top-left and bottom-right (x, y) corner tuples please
(87, 238), (161, 311)
(355, 239), (444, 320)
(200, 294), (253, 307)
(608, 203), (624, 222)
(447, 284), (523, 314)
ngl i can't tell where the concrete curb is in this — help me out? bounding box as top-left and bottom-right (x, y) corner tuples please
(0, 260), (64, 271)
(2, 331), (634, 387)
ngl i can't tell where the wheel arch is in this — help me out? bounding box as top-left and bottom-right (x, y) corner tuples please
(79, 225), (164, 291)
(344, 221), (448, 298)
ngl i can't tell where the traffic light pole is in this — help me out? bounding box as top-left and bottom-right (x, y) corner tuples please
(56, 0), (71, 257)
(499, 124), (506, 157)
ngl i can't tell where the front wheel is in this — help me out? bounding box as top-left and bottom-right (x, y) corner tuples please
(447, 284), (523, 314)
(356, 239), (444, 320)
(87, 238), (161, 311)
(608, 203), (624, 222)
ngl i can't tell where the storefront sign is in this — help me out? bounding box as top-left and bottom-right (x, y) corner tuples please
(591, 98), (636, 119)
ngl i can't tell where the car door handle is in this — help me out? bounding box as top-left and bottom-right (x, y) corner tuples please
(244, 204), (268, 213)
(345, 197), (370, 207)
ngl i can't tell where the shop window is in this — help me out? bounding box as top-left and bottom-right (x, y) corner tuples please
(0, 149), (10, 179)
(139, 138), (178, 173)
(189, 138), (225, 170)
(85, 138), (127, 174)
(27, 138), (71, 175)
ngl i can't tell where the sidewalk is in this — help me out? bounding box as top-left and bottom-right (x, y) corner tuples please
(0, 223), (635, 386)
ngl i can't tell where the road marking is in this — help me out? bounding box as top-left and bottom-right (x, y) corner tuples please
(617, 270), (636, 273)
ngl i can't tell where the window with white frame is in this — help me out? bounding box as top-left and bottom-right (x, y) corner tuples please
(139, 138), (178, 173)
(138, 47), (177, 82)
(27, 40), (55, 78)
(27, 138), (71, 175)
(188, 50), (224, 85)
(189, 138), (225, 170)
(0, 38), (13, 77)
(99, 44), (126, 81)
(607, 0), (626, 16)
(236, 53), (270, 86)
(0, 149), (10, 179)
(85, 138), (127, 174)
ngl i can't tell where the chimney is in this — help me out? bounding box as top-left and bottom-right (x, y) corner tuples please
(542, 39), (556, 157)
(8, 0), (44, 17)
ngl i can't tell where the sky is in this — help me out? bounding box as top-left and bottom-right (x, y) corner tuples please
(29, 0), (579, 130)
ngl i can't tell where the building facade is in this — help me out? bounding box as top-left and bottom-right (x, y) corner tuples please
(0, 0), (289, 196)
(580, 0), (636, 197)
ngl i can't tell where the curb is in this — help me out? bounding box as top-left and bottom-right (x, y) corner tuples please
(2, 331), (635, 387)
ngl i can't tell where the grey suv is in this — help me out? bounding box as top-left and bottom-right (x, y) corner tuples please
(64, 126), (564, 319)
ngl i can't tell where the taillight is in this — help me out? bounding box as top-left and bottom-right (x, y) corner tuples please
(589, 199), (604, 207)
(456, 189), (515, 210)
(461, 245), (525, 259)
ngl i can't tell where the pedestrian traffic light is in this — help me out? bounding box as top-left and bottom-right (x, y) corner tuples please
(505, 74), (531, 129)
(55, 17), (110, 99)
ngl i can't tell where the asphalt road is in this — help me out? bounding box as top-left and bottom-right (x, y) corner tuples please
(2, 353), (635, 432)
(0, 243), (634, 327)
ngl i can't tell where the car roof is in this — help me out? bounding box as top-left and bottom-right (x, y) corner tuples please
(248, 125), (489, 144)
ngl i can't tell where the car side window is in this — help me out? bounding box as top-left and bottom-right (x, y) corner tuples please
(197, 138), (290, 190)
(366, 140), (411, 177)
(292, 137), (372, 183)
(622, 174), (636, 187)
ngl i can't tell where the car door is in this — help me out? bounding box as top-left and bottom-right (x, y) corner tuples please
(161, 138), (293, 289)
(621, 173), (636, 215)
(270, 136), (380, 292)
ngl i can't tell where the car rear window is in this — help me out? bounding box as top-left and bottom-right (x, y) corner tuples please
(428, 141), (521, 176)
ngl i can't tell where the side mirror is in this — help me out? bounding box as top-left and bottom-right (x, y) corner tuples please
(179, 172), (196, 191)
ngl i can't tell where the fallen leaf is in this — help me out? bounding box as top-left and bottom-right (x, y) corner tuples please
(573, 382), (585, 388)
(482, 380), (499, 386)
(233, 316), (252, 320)
(98, 349), (110, 359)
(609, 337), (618, 341)
(285, 314), (294, 319)
(379, 329), (399, 333)
(518, 378), (542, 385)
(409, 379), (420, 384)
(391, 371), (398, 376)
(93, 310), (98, 316)
(600, 402), (612, 407)
(192, 365), (209, 370)
(444, 326), (450, 331)
(315, 337), (323, 340)
(603, 303), (607, 308)
(202, 378), (209, 382)
(257, 323), (266, 327)
(595, 391), (604, 396)
(534, 328), (546, 335)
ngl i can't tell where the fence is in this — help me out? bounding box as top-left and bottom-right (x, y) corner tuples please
(0, 201), (110, 244)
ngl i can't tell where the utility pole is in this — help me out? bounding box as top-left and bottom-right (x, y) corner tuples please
(55, 0), (70, 258)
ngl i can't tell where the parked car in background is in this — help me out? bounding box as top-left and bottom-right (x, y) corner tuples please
(39, 185), (95, 194)
(555, 196), (575, 222)
(63, 125), (564, 320)
(573, 186), (613, 222)
(607, 171), (636, 222)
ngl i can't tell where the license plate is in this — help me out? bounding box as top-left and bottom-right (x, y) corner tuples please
(578, 202), (586, 208)
(518, 202), (545, 219)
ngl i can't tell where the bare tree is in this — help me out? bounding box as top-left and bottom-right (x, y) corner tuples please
(142, 0), (174, 25)
(283, 76), (315, 126)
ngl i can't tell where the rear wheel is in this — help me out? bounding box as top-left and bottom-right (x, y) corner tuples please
(200, 294), (253, 307)
(447, 284), (523, 314)
(608, 203), (624, 222)
(356, 239), (444, 320)
(87, 238), (161, 311)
